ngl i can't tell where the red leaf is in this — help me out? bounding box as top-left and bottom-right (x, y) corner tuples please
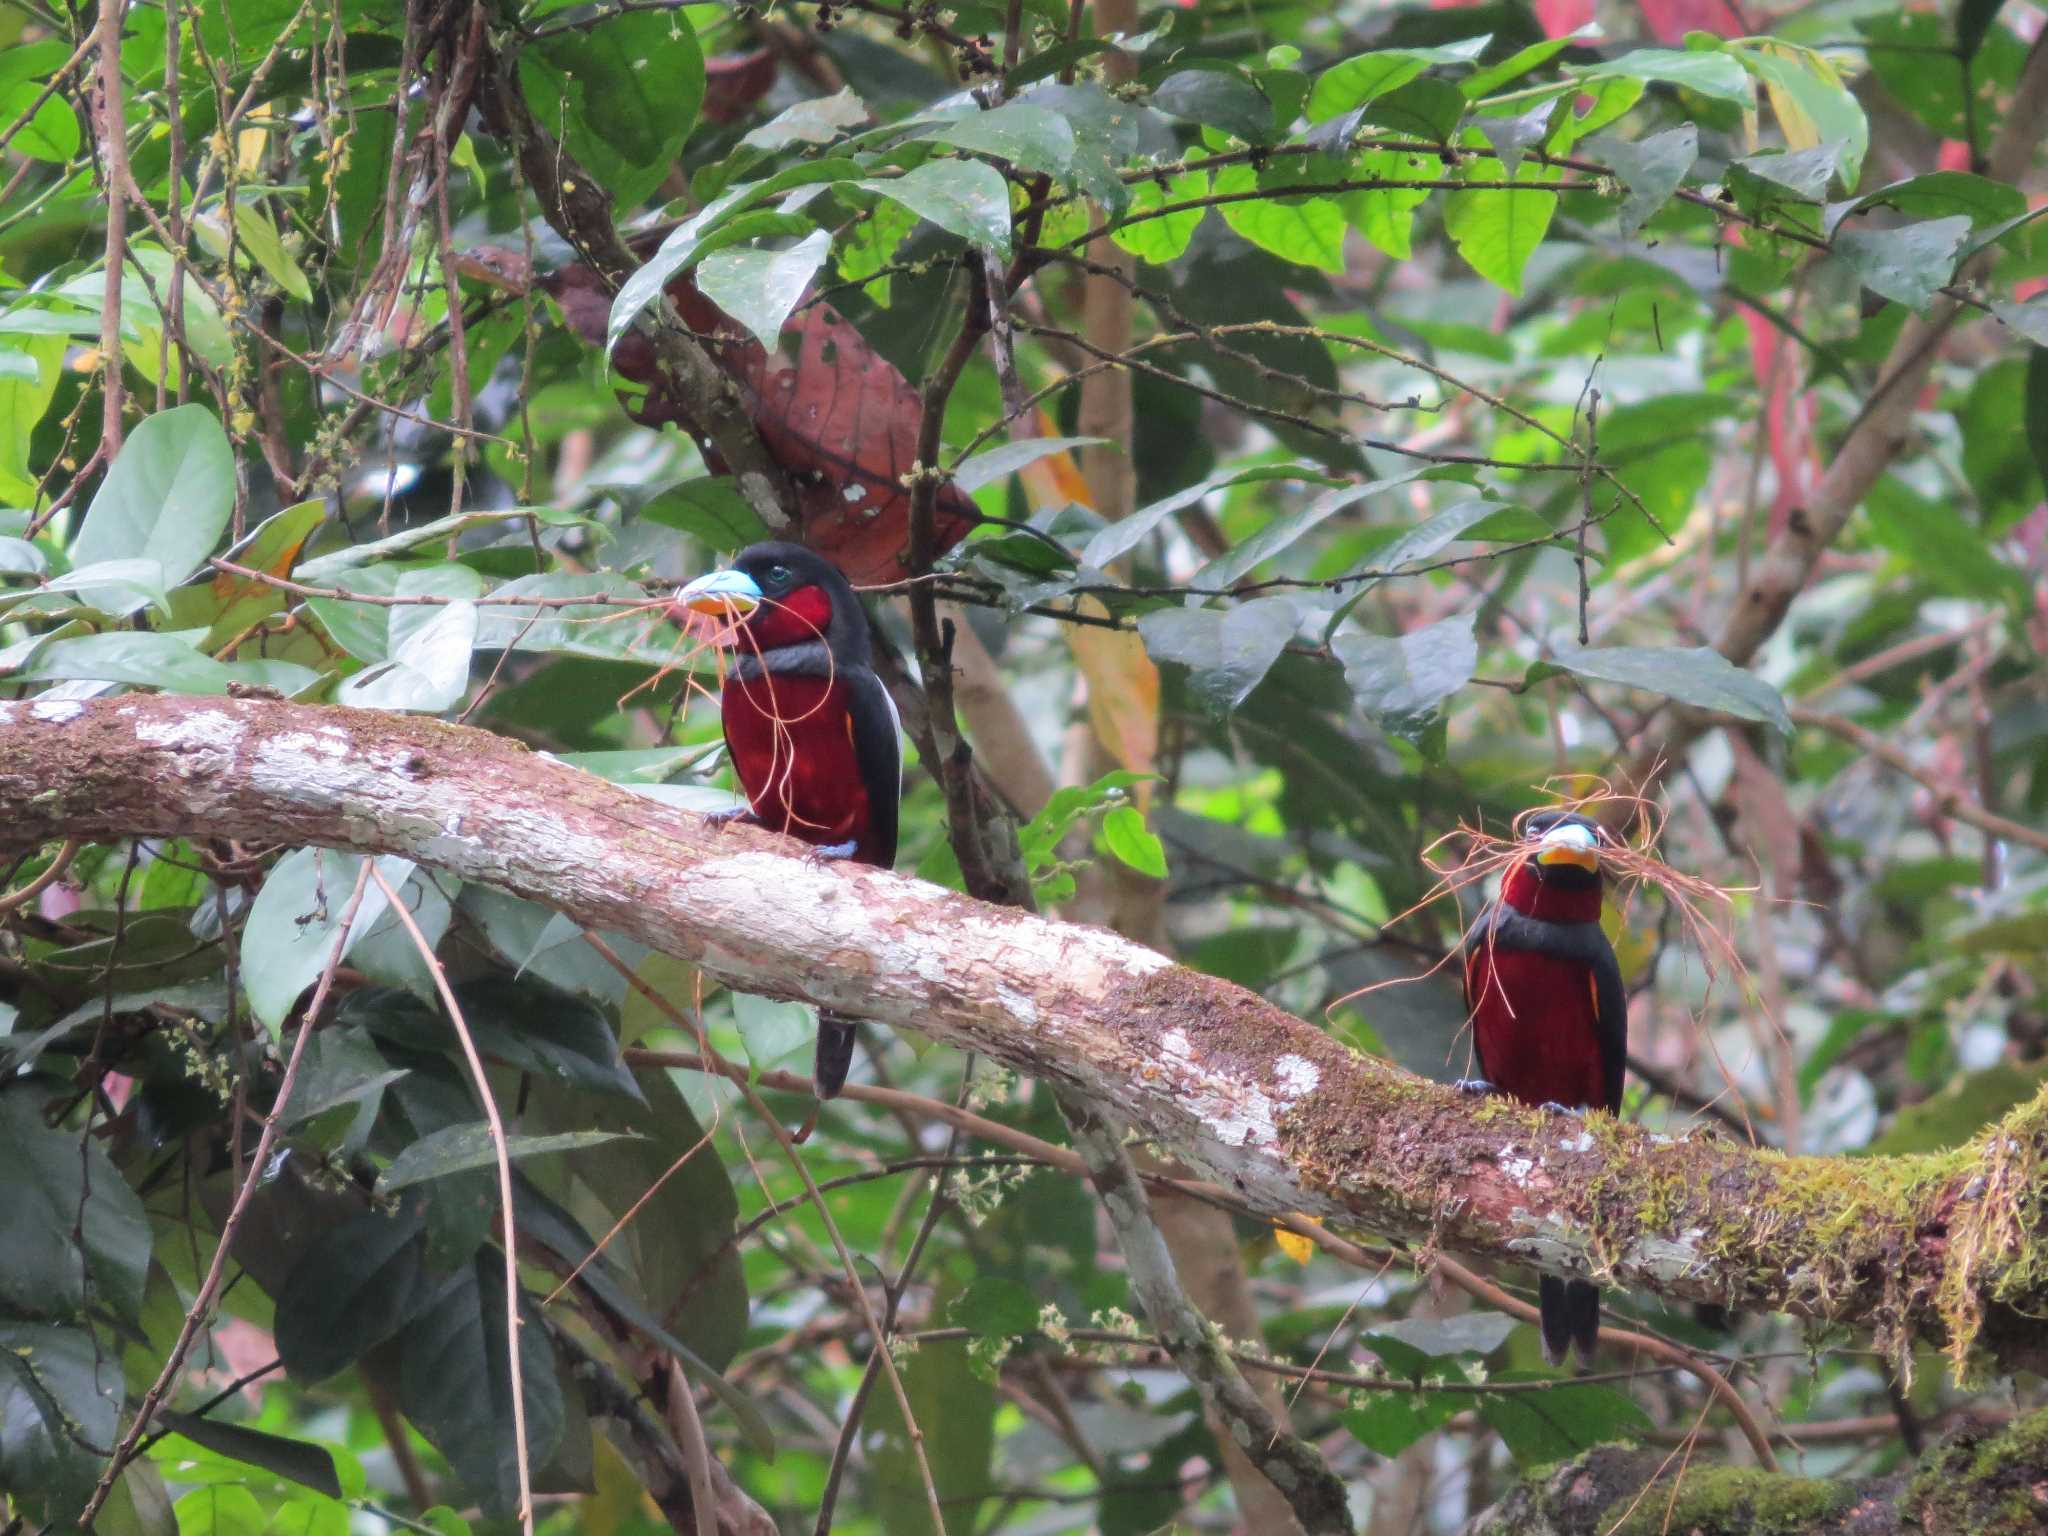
(542, 264), (977, 583)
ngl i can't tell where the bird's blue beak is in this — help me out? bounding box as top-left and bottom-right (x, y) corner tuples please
(1534, 820), (1600, 872)
(676, 568), (764, 618)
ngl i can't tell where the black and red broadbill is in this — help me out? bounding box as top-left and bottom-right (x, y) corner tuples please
(1458, 810), (1628, 1367)
(674, 542), (901, 1100)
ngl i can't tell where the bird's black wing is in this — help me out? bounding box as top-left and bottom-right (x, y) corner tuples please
(1589, 934), (1628, 1114)
(845, 667), (901, 868)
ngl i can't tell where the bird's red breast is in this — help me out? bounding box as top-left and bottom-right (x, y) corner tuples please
(1464, 862), (1615, 1112)
(721, 670), (883, 863)
(1466, 942), (1612, 1112)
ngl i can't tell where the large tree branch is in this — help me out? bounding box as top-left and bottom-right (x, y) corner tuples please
(4, 695), (2043, 1373)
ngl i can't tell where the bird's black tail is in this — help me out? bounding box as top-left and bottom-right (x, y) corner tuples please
(1539, 1275), (1602, 1367)
(814, 1012), (858, 1100)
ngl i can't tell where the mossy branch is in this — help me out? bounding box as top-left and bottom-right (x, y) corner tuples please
(4, 695), (2045, 1376)
(1467, 1407), (2048, 1536)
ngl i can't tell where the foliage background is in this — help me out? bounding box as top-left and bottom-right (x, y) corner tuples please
(0, 0), (2045, 1531)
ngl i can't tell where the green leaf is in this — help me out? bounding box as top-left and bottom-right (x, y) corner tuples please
(1138, 597), (1300, 715)
(1197, 474), (1423, 588)
(1368, 1312), (1517, 1364)
(1370, 498), (1531, 575)
(1464, 28), (1597, 99)
(348, 978), (643, 1101)
(227, 204), (313, 301)
(1019, 770), (1152, 872)
(1111, 170), (1210, 264)
(1478, 1375), (1651, 1464)
(1830, 171), (2026, 233)
(378, 1123), (637, 1193)
(273, 1207), (431, 1382)
(1101, 804), (1167, 878)
(397, 1253), (567, 1516)
(335, 598), (477, 713)
(1536, 645), (1792, 735)
(1734, 43), (1868, 187)
(242, 850), (415, 1037)
(951, 436), (1105, 495)
(1445, 144), (1563, 294)
(1341, 149), (1432, 259)
(863, 159), (1013, 257)
(2027, 345), (2048, 495)
(156, 1415), (343, 1500)
(1215, 158), (1347, 274)
(950, 1276), (1045, 1337)
(604, 160), (863, 348)
(0, 336), (63, 505)
(1341, 1391), (1461, 1456)
(693, 229), (834, 351)
(517, 7), (704, 210)
(279, 1026), (408, 1127)
(1863, 477), (2029, 606)
(919, 102), (1074, 173)
(34, 558), (172, 619)
(1152, 68), (1274, 143)
(0, 1088), (152, 1322)
(516, 1155), (765, 1441)
(6, 631), (234, 693)
(1575, 46), (1753, 107)
(742, 87), (869, 150)
(1832, 215), (1972, 311)
(1334, 614), (1477, 727)
(1733, 143), (1844, 202)
(640, 478), (770, 549)
(1593, 125), (1699, 237)
(1080, 463), (1341, 571)
(0, 1322), (125, 1520)
(0, 81), (80, 162)
(1308, 38), (1491, 123)
(1362, 76), (1467, 143)
(866, 1289), (996, 1535)
(730, 990), (813, 1070)
(70, 405), (235, 583)
(171, 1486), (266, 1536)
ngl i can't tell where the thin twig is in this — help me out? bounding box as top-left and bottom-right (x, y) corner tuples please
(74, 860), (373, 1529)
(368, 862), (536, 1536)
(94, 0), (132, 455)
(582, 934), (951, 1534)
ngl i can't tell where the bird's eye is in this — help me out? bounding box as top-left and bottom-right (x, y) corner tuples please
(762, 564), (793, 591)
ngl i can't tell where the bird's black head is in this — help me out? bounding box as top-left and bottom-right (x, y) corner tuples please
(675, 541), (872, 667)
(1520, 809), (1604, 889)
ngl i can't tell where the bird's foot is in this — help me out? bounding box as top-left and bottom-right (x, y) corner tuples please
(805, 839), (859, 868)
(1453, 1078), (1497, 1097)
(1538, 1101), (1585, 1117)
(705, 806), (759, 833)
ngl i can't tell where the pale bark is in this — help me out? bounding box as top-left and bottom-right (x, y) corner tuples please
(4, 695), (2045, 1374)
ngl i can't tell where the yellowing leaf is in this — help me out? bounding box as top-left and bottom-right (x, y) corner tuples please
(1274, 1218), (1319, 1263)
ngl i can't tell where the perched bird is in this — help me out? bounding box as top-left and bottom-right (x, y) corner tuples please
(1458, 810), (1627, 1366)
(674, 542), (901, 1099)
